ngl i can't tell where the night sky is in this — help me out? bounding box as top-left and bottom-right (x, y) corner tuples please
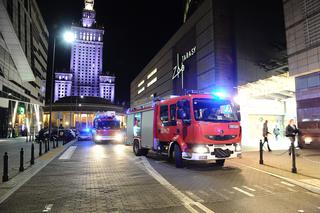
(36, 0), (185, 104)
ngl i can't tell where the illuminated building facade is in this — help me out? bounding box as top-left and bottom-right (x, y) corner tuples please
(131, 0), (294, 150)
(0, 0), (48, 137)
(54, 0), (115, 102)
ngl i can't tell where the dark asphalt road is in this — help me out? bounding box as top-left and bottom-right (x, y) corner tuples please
(0, 140), (319, 212)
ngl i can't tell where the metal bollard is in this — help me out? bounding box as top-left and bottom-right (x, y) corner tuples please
(2, 152), (9, 182)
(19, 148), (24, 172)
(44, 139), (48, 153)
(291, 142), (297, 173)
(56, 138), (59, 148)
(259, 139), (264, 165)
(39, 141), (42, 156)
(53, 137), (56, 149)
(31, 143), (35, 165)
(26, 133), (28, 143)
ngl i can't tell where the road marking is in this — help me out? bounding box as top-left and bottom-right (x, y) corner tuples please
(138, 157), (215, 213)
(43, 204), (53, 212)
(262, 185), (275, 190)
(185, 191), (205, 202)
(254, 185), (274, 194)
(198, 190), (209, 197)
(242, 186), (256, 191)
(222, 189), (235, 194)
(229, 161), (320, 195)
(281, 181), (295, 187)
(59, 146), (77, 160)
(275, 183), (297, 192)
(297, 210), (304, 213)
(209, 189), (230, 200)
(232, 187), (255, 197)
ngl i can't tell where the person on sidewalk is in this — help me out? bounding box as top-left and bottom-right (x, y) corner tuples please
(273, 125), (280, 141)
(285, 119), (299, 156)
(262, 120), (272, 152)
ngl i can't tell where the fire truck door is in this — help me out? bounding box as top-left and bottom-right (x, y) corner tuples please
(158, 105), (171, 142)
(177, 100), (191, 140)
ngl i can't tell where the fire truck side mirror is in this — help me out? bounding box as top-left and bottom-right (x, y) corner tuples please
(237, 112), (241, 121)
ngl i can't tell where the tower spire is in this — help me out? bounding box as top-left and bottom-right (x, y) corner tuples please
(84, 0), (94, 11)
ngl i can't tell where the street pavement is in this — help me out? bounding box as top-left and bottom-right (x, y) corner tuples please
(0, 137), (44, 179)
(0, 140), (319, 213)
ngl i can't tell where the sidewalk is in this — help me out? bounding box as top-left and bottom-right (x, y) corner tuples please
(0, 137), (42, 180)
(230, 148), (320, 193)
(0, 139), (76, 204)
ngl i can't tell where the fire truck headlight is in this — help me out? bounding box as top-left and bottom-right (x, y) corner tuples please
(229, 124), (239, 129)
(193, 145), (209, 154)
(234, 143), (241, 152)
(304, 137), (312, 144)
(95, 135), (102, 141)
(115, 133), (124, 142)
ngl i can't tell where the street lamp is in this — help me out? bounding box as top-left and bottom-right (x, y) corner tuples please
(48, 30), (75, 143)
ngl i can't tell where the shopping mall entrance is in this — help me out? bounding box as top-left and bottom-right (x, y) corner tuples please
(237, 74), (296, 151)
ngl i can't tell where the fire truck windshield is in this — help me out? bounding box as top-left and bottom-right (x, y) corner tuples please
(96, 120), (120, 129)
(193, 98), (238, 122)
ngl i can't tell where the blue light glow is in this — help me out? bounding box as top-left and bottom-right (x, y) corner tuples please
(212, 90), (228, 99)
(85, 128), (91, 132)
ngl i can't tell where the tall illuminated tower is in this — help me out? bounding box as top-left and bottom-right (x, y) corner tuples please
(54, 0), (115, 102)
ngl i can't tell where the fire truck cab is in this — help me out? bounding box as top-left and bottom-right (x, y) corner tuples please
(92, 112), (124, 143)
(127, 93), (242, 168)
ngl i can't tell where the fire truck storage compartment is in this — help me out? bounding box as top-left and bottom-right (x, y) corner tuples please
(141, 110), (154, 149)
(126, 114), (134, 144)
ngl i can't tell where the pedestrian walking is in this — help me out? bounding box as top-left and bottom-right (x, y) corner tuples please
(262, 120), (272, 152)
(285, 119), (299, 155)
(273, 125), (280, 141)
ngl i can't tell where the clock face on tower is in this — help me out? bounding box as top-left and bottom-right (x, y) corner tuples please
(84, 0), (94, 11)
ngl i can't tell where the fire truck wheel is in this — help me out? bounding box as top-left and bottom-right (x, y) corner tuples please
(174, 144), (183, 168)
(216, 159), (225, 167)
(142, 149), (149, 156)
(133, 140), (142, 156)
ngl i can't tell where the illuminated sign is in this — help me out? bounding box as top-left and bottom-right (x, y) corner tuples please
(147, 68), (157, 79)
(138, 80), (145, 88)
(138, 87), (145, 94)
(18, 106), (25, 115)
(147, 77), (157, 87)
(172, 46), (196, 89)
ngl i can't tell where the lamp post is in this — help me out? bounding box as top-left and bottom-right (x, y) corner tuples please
(48, 31), (75, 143)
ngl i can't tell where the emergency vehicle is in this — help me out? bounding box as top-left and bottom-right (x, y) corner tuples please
(92, 112), (124, 143)
(126, 92), (242, 168)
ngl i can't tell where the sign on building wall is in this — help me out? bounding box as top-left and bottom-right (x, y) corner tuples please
(172, 28), (197, 95)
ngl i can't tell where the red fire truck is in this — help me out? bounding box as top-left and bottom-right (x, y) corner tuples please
(126, 92), (242, 167)
(92, 112), (124, 143)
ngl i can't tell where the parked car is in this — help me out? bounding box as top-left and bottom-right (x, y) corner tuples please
(77, 128), (92, 141)
(36, 128), (76, 142)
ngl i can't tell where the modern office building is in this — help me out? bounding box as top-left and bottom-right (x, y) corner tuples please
(54, 0), (115, 103)
(130, 0), (294, 150)
(283, 0), (320, 148)
(0, 0), (48, 137)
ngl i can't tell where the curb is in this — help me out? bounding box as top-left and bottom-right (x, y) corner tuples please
(0, 140), (77, 205)
(230, 161), (320, 195)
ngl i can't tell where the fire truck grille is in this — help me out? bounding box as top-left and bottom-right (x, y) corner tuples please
(205, 135), (237, 141)
(212, 148), (233, 158)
